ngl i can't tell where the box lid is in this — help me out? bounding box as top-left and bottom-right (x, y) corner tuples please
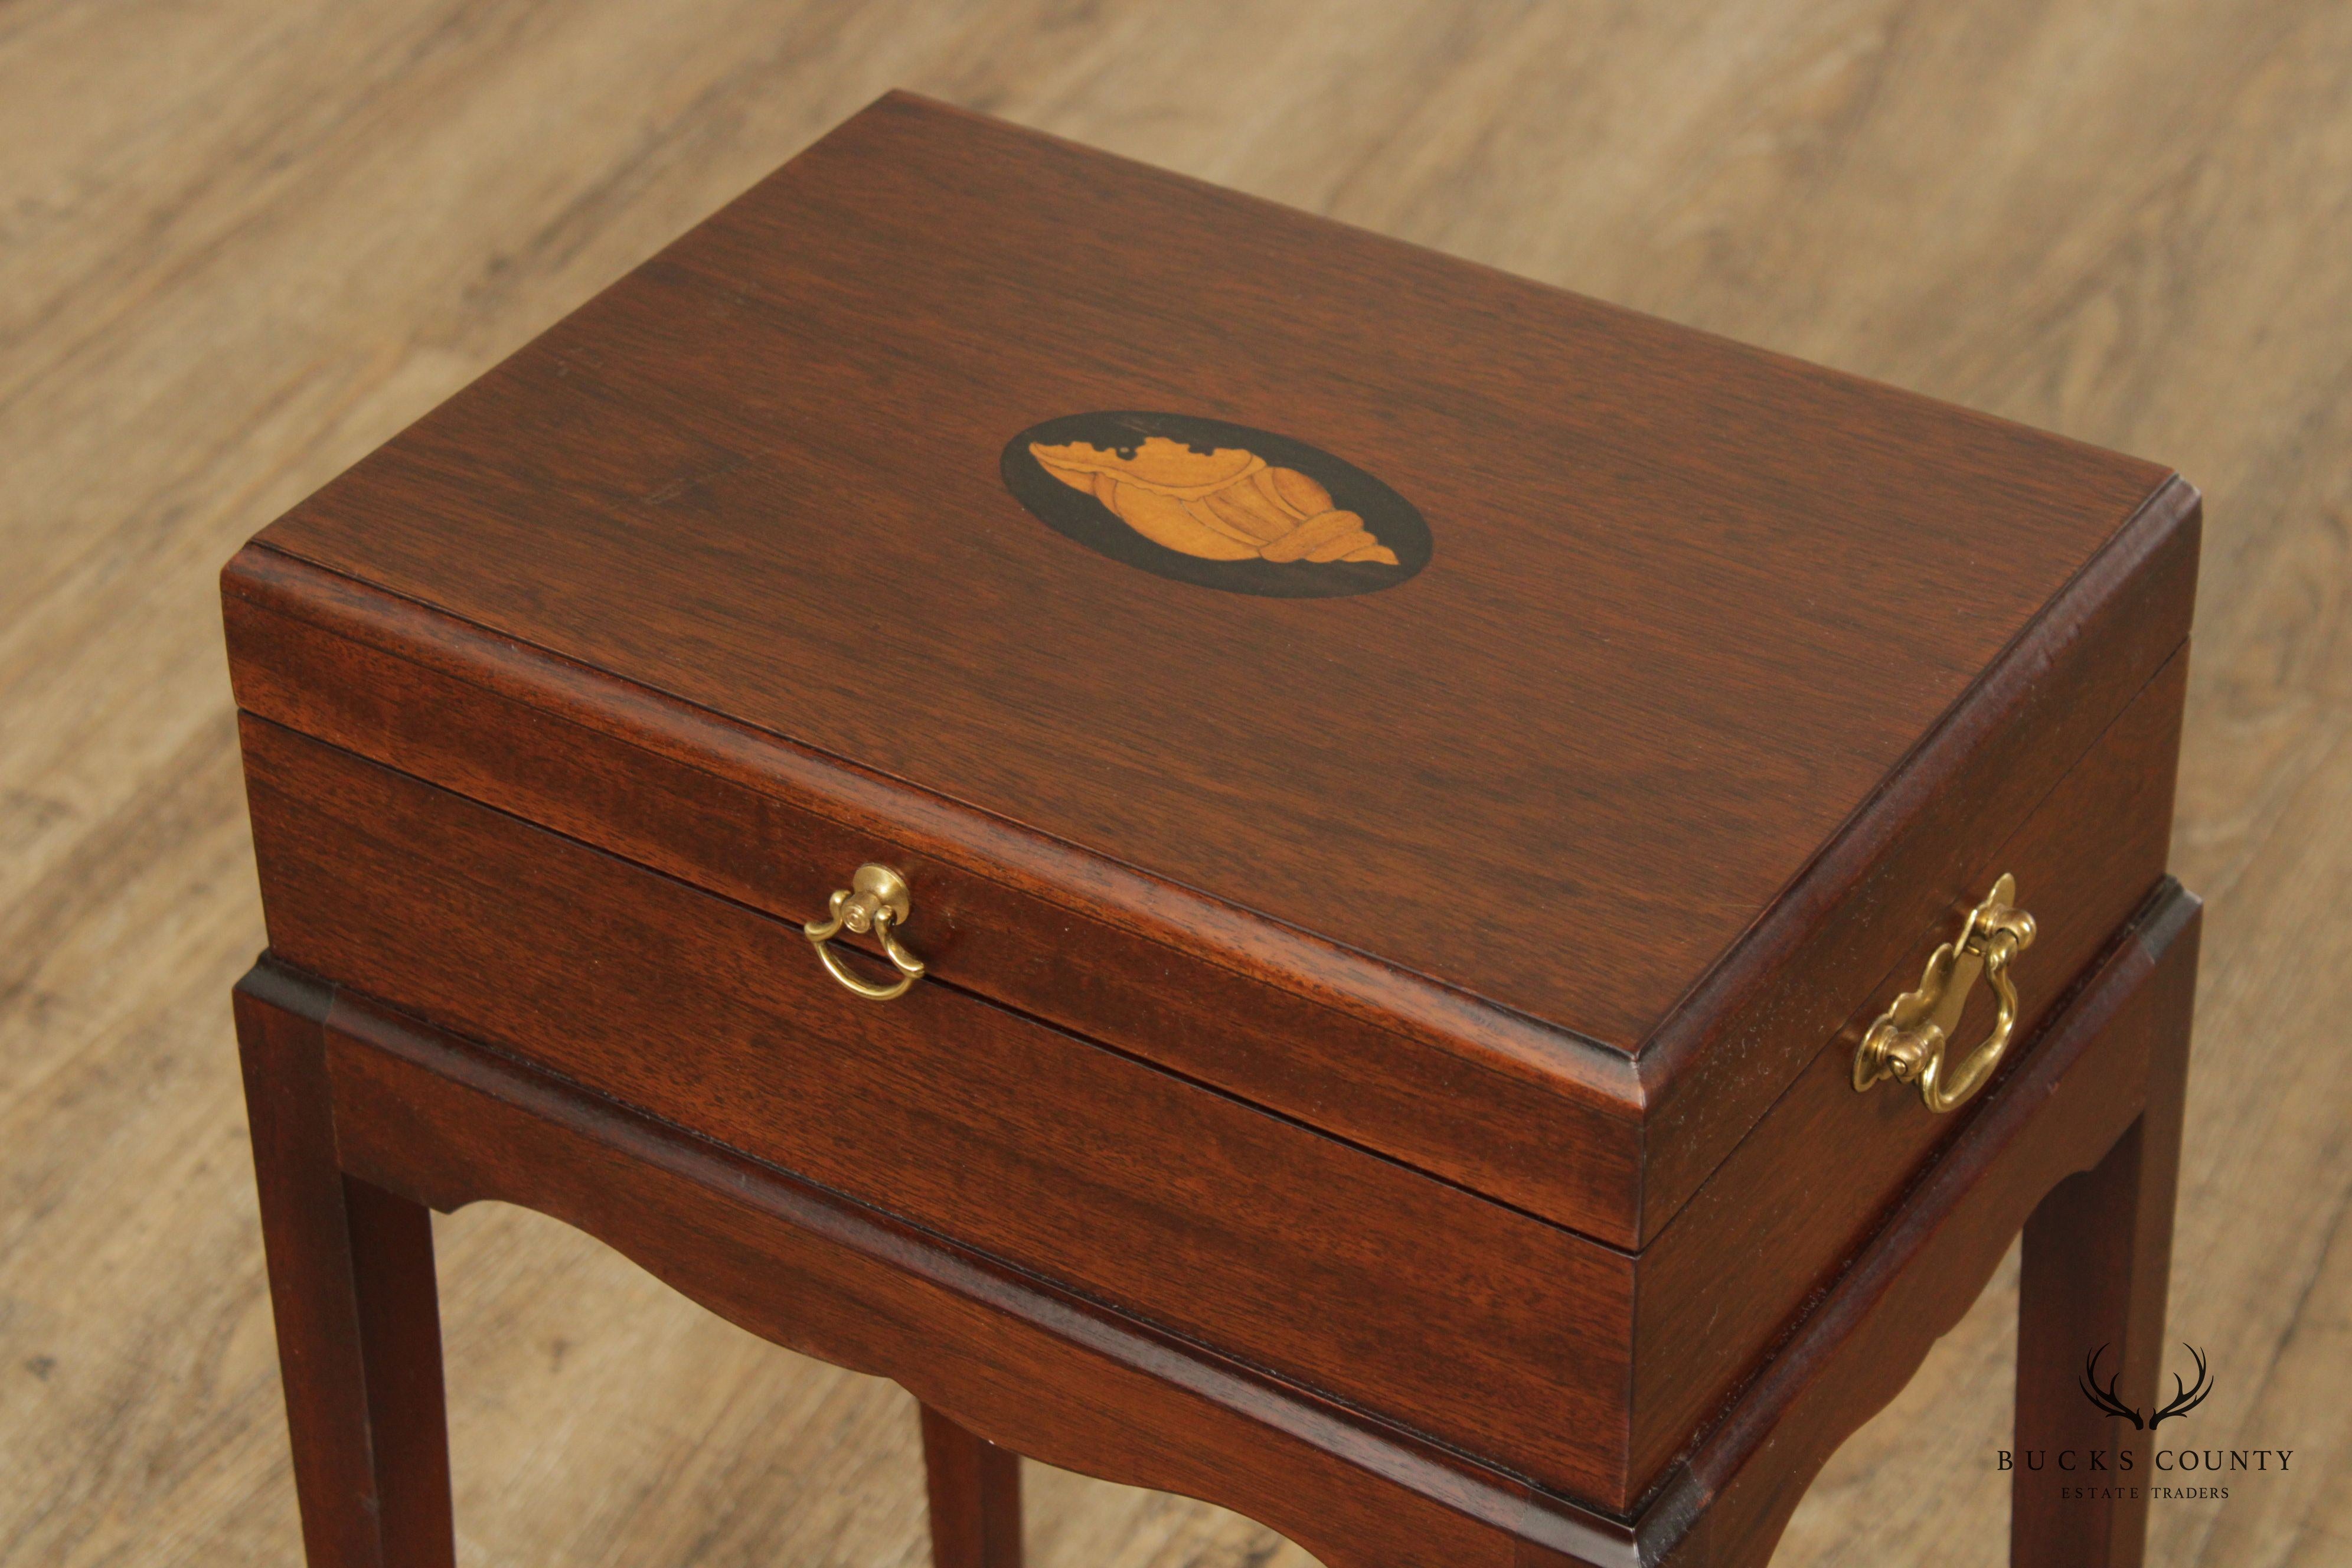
(229, 93), (2194, 1248)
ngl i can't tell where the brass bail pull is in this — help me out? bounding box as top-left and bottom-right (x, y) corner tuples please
(803, 863), (927, 1002)
(1852, 874), (2038, 1113)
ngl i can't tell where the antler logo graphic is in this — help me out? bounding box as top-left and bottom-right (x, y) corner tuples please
(2079, 1344), (2213, 1429)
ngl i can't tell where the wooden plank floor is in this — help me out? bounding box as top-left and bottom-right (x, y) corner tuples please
(3, 3), (2347, 1563)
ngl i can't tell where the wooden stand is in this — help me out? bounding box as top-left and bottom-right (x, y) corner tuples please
(233, 887), (2196, 1568)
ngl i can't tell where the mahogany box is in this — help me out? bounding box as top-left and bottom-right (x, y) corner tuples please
(223, 92), (2197, 1541)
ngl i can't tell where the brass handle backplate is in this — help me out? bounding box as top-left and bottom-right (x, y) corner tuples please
(1852, 874), (2037, 1114)
(803, 863), (927, 1002)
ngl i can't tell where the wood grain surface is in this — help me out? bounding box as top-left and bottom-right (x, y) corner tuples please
(3, 4), (2347, 1566)
(245, 88), (2172, 1061)
(225, 633), (2187, 1514)
(214, 76), (2202, 1255)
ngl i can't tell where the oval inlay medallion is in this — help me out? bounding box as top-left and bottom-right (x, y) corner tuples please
(1001, 411), (1431, 598)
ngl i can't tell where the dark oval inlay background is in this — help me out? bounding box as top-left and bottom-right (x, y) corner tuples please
(1001, 411), (1432, 599)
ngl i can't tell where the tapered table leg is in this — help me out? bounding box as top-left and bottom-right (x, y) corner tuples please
(237, 966), (456, 1568)
(921, 1402), (1024, 1568)
(2011, 968), (2193, 1568)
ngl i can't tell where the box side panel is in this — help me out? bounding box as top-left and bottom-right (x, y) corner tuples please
(239, 716), (1641, 1508)
(1629, 884), (2199, 1567)
(1635, 480), (2200, 1240)
(1628, 642), (2189, 1493)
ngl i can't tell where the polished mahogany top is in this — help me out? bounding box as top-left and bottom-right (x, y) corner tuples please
(254, 91), (2177, 1057)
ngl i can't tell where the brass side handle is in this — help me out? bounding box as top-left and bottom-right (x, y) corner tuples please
(803, 863), (927, 1002)
(1852, 874), (2037, 1113)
